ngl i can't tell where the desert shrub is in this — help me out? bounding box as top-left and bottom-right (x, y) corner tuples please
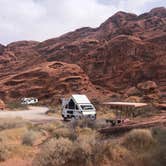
(0, 142), (10, 161)
(34, 129), (136, 166)
(70, 118), (98, 130)
(93, 120), (109, 129)
(76, 129), (105, 165)
(10, 144), (34, 159)
(33, 137), (87, 166)
(34, 132), (104, 166)
(76, 127), (95, 136)
(137, 104), (159, 117)
(0, 118), (28, 131)
(35, 136), (111, 166)
(0, 134), (7, 143)
(0, 134), (10, 161)
(123, 129), (155, 151)
(107, 144), (132, 161)
(22, 130), (37, 146)
(30, 121), (64, 134)
(149, 127), (166, 166)
(7, 102), (28, 110)
(53, 127), (76, 140)
(77, 132), (133, 166)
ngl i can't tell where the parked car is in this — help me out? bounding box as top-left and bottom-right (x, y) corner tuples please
(21, 97), (38, 105)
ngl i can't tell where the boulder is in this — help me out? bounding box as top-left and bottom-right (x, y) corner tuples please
(137, 81), (158, 91)
(144, 93), (161, 102)
(124, 96), (142, 102)
(125, 87), (141, 97)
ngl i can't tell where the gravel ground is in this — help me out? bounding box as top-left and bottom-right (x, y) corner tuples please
(0, 106), (60, 122)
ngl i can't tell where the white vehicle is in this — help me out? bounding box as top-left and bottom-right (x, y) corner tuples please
(62, 94), (96, 121)
(21, 97), (38, 105)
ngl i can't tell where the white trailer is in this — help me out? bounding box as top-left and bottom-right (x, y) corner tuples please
(62, 94), (96, 120)
(21, 97), (38, 105)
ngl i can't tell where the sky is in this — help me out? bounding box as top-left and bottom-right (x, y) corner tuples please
(0, 0), (165, 45)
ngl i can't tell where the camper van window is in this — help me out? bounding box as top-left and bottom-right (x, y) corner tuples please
(76, 105), (78, 110)
(81, 105), (93, 110)
(68, 99), (75, 109)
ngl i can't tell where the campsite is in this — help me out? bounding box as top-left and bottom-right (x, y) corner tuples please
(0, 93), (165, 165)
(0, 2), (165, 166)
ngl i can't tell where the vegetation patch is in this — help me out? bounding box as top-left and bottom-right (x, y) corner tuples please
(22, 130), (37, 146)
(122, 129), (155, 151)
(0, 118), (28, 131)
(7, 102), (28, 110)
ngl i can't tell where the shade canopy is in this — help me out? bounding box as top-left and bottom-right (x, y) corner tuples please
(103, 102), (147, 108)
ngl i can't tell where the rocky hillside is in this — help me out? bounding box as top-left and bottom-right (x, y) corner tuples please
(0, 7), (165, 104)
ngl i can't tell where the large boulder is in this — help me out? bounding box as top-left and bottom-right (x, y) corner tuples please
(0, 99), (5, 110)
(136, 81), (161, 102)
(125, 87), (141, 97)
(137, 81), (158, 91)
(124, 96), (142, 102)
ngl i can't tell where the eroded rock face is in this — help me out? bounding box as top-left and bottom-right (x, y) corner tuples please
(0, 61), (101, 104)
(0, 44), (5, 54)
(36, 7), (166, 93)
(0, 7), (165, 104)
(137, 81), (158, 91)
(125, 81), (161, 103)
(125, 87), (141, 97)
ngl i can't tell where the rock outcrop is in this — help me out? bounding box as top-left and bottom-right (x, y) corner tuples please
(0, 7), (165, 104)
(124, 81), (161, 103)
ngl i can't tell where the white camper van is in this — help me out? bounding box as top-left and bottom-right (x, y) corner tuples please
(62, 94), (96, 120)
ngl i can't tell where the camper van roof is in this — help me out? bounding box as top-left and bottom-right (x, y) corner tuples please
(72, 95), (91, 104)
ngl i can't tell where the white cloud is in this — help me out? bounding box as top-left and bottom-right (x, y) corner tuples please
(0, 0), (165, 45)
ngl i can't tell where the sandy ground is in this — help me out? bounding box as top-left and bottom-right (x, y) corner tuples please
(0, 106), (60, 122)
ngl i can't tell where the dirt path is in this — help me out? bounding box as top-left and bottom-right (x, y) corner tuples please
(0, 106), (60, 122)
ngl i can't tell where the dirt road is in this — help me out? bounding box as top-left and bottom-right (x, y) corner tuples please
(0, 106), (60, 122)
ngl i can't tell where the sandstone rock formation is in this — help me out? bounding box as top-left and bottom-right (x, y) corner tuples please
(0, 7), (165, 104)
(125, 81), (161, 103)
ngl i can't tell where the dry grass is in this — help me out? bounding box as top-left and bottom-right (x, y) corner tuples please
(0, 118), (28, 131)
(7, 102), (28, 110)
(22, 130), (37, 146)
(10, 144), (34, 159)
(33, 138), (76, 166)
(122, 129), (155, 151)
(150, 127), (166, 166)
(0, 142), (10, 162)
(34, 127), (134, 166)
(31, 121), (64, 134)
(53, 127), (76, 140)
(0, 127), (27, 142)
(0, 115), (164, 166)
